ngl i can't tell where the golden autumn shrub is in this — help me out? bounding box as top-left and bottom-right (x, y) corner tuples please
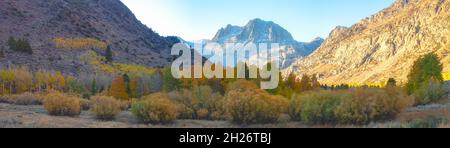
(91, 96), (121, 120)
(131, 93), (177, 124)
(196, 108), (209, 120)
(225, 80), (288, 124)
(43, 92), (82, 116)
(335, 88), (413, 125)
(118, 100), (132, 111)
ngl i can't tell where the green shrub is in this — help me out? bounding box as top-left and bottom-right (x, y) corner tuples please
(414, 78), (445, 105)
(91, 96), (121, 120)
(43, 92), (82, 116)
(225, 80), (288, 124)
(131, 93), (177, 124)
(288, 88), (413, 125)
(7, 36), (33, 54)
(289, 91), (346, 124)
(406, 53), (444, 105)
(168, 86), (226, 120)
(162, 66), (180, 92)
(168, 90), (195, 119)
(192, 86), (225, 119)
(407, 115), (449, 128)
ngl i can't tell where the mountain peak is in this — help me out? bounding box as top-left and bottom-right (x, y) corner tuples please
(212, 18), (296, 44)
(247, 18), (274, 25)
(210, 19), (324, 68)
(311, 37), (324, 43)
(250, 18), (264, 22)
(212, 24), (243, 43)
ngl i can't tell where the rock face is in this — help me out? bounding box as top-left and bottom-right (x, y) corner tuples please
(286, 0), (450, 85)
(0, 0), (173, 74)
(212, 18), (324, 68)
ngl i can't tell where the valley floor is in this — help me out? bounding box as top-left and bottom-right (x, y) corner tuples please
(0, 103), (233, 128)
(1, 101), (450, 128)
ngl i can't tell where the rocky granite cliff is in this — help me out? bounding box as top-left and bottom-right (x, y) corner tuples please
(286, 0), (450, 85)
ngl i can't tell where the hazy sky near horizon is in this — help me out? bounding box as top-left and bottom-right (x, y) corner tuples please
(121, 0), (395, 42)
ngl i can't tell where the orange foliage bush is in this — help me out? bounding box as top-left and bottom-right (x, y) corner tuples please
(110, 76), (129, 101)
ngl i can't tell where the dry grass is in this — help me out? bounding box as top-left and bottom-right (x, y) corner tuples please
(0, 93), (44, 105)
(396, 109), (450, 123)
(0, 103), (141, 128)
(2, 102), (450, 128)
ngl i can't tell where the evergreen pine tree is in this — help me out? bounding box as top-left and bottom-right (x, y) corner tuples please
(0, 46), (5, 58)
(7, 36), (16, 50)
(91, 78), (98, 95)
(386, 78), (397, 87)
(299, 74), (312, 92)
(162, 66), (180, 92)
(7, 37), (32, 54)
(311, 74), (321, 89)
(406, 53), (443, 94)
(105, 46), (113, 63)
(123, 74), (131, 97)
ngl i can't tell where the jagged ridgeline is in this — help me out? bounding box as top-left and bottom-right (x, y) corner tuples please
(211, 18), (324, 68)
(0, 0), (175, 75)
(286, 0), (450, 85)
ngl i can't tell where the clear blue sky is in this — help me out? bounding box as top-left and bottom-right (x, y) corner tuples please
(121, 0), (395, 42)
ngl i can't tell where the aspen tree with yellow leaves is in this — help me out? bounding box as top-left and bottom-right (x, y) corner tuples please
(54, 37), (107, 50)
(55, 72), (66, 91)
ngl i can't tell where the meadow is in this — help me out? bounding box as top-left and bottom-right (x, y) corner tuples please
(0, 48), (448, 128)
